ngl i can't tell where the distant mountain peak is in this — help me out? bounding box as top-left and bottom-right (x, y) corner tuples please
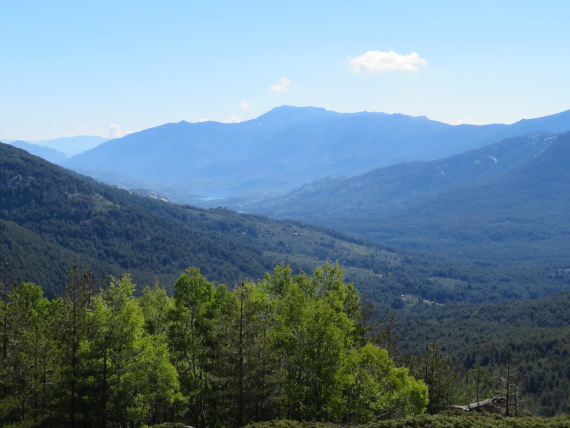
(252, 105), (338, 124)
(63, 106), (570, 203)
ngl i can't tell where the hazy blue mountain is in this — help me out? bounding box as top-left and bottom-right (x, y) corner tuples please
(9, 140), (68, 164)
(242, 131), (570, 264)
(237, 133), (555, 218)
(64, 106), (570, 202)
(368, 130), (570, 263)
(33, 135), (109, 156)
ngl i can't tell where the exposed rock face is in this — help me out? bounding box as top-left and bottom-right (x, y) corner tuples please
(451, 396), (507, 414)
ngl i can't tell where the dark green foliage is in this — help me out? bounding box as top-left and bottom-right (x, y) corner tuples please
(7, 140), (564, 309)
(0, 143), (271, 295)
(396, 291), (570, 416)
(245, 414), (570, 428)
(403, 341), (461, 414)
(243, 131), (570, 266)
(149, 423), (188, 428)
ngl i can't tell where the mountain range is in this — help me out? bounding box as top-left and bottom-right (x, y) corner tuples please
(4, 135), (109, 163)
(2, 141), (565, 308)
(5, 107), (570, 418)
(237, 131), (570, 264)
(0, 142), (452, 305)
(9, 140), (69, 164)
(61, 106), (570, 202)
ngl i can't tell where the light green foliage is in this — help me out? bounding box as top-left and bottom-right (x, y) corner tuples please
(169, 267), (221, 427)
(268, 264), (354, 420)
(264, 263), (424, 423)
(85, 273), (180, 426)
(0, 264), (429, 427)
(342, 343), (428, 422)
(139, 283), (174, 336)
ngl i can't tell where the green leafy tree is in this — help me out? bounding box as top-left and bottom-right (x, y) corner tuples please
(168, 267), (221, 427)
(267, 264), (354, 421)
(139, 283), (174, 337)
(341, 343), (428, 421)
(83, 273), (180, 426)
(212, 281), (280, 427)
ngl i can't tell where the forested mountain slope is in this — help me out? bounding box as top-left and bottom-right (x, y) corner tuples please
(237, 132), (553, 218)
(242, 131), (570, 264)
(396, 290), (570, 416)
(2, 142), (568, 306)
(0, 142), (459, 304)
(63, 106), (570, 201)
(0, 143), (270, 295)
(363, 130), (570, 263)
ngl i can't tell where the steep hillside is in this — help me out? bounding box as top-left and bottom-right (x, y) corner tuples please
(3, 142), (567, 306)
(63, 106), (570, 201)
(242, 132), (570, 264)
(0, 142), (450, 304)
(236, 132), (554, 218)
(361, 130), (570, 263)
(0, 143), (271, 296)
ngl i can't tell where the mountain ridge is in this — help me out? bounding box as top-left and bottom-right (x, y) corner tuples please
(239, 131), (570, 264)
(9, 140), (68, 164)
(62, 106), (570, 202)
(3, 141), (566, 308)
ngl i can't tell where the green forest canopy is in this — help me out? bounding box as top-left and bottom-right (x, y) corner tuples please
(0, 263), (428, 428)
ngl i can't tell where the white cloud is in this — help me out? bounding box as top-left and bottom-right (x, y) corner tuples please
(351, 51), (427, 75)
(270, 77), (291, 92)
(79, 125), (95, 136)
(70, 124), (130, 139)
(108, 124), (129, 139)
(455, 117), (472, 125)
(240, 101), (251, 110)
(69, 125), (102, 137)
(224, 115), (242, 123)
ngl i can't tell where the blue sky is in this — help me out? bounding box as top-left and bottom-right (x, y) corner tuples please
(2, 0), (570, 140)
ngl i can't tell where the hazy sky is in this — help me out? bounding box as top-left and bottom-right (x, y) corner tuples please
(2, 0), (570, 140)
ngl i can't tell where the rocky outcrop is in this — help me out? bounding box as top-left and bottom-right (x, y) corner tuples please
(451, 396), (507, 414)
